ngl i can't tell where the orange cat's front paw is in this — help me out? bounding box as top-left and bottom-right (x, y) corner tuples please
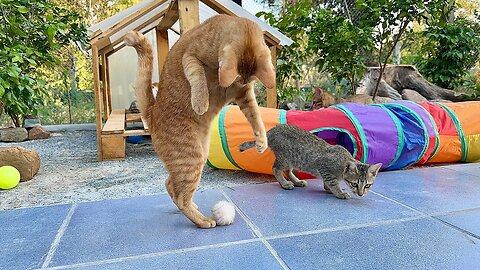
(191, 99), (209, 115)
(255, 136), (268, 153)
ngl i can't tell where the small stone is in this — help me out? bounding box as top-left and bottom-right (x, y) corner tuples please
(372, 96), (395, 103)
(0, 127), (28, 142)
(23, 117), (42, 129)
(0, 146), (40, 182)
(402, 89), (428, 103)
(28, 126), (50, 140)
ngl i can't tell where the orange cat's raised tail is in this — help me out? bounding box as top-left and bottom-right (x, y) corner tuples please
(123, 31), (155, 126)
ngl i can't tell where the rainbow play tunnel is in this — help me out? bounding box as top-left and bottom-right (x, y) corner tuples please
(207, 101), (480, 176)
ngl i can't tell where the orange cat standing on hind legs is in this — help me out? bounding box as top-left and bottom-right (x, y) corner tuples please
(124, 15), (275, 228)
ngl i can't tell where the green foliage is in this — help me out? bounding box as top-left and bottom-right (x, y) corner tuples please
(36, 89), (95, 125)
(415, 18), (480, 89)
(457, 72), (480, 98)
(257, 0), (374, 103)
(309, 10), (374, 94)
(0, 0), (88, 127)
(355, 0), (451, 98)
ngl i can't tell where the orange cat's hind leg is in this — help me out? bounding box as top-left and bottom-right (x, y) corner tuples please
(166, 161), (216, 228)
(166, 174), (198, 210)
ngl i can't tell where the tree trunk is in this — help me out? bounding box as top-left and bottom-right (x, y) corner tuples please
(357, 65), (472, 102)
(68, 49), (77, 124)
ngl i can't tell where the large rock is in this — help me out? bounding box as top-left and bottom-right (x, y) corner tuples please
(0, 127), (28, 142)
(402, 89), (428, 103)
(0, 147), (40, 182)
(28, 126), (50, 140)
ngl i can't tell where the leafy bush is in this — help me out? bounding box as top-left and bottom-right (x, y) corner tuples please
(257, 0), (374, 104)
(0, 0), (87, 127)
(415, 18), (480, 89)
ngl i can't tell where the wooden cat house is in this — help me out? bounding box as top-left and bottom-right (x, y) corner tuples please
(89, 0), (293, 161)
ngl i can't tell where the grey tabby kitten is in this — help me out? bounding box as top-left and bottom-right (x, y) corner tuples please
(240, 124), (382, 199)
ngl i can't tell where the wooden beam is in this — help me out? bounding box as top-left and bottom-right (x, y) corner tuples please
(155, 29), (169, 78)
(92, 45), (104, 161)
(105, 56), (112, 114)
(157, 0), (179, 31)
(266, 46), (277, 108)
(91, 0), (168, 48)
(93, 9), (166, 51)
(263, 31), (281, 48)
(178, 0), (200, 34)
(195, 0), (282, 49)
(101, 109), (126, 135)
(201, 0), (234, 16)
(100, 54), (110, 120)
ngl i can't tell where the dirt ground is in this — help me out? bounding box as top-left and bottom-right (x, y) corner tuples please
(0, 131), (274, 210)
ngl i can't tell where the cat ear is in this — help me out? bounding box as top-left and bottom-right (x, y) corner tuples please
(345, 161), (358, 175)
(255, 54), (276, 89)
(218, 45), (239, 88)
(368, 163), (382, 176)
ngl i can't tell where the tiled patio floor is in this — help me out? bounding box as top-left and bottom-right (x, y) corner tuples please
(2, 163), (480, 269)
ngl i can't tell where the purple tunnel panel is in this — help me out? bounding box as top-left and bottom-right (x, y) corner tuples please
(338, 103), (399, 168)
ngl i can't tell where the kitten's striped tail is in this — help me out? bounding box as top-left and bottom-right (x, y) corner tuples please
(239, 141), (256, 152)
(124, 31), (155, 126)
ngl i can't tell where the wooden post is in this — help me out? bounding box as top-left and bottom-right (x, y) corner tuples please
(92, 45), (103, 161)
(266, 46), (277, 108)
(100, 53), (110, 120)
(155, 29), (169, 78)
(178, 0), (200, 34)
(105, 56), (112, 114)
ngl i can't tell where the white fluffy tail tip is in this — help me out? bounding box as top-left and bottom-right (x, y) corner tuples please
(211, 200), (236, 226)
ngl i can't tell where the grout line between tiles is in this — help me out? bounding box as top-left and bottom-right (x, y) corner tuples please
(43, 238), (261, 270)
(264, 216), (424, 241)
(41, 203), (78, 269)
(40, 191), (443, 270)
(441, 167), (480, 178)
(220, 189), (290, 270)
(370, 191), (428, 216)
(372, 191), (480, 240)
(429, 206), (480, 217)
(430, 216), (480, 241)
(40, 215), (429, 270)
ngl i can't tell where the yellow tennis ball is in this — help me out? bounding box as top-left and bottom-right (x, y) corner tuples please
(0, 166), (21, 190)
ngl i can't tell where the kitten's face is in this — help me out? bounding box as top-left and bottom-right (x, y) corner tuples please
(344, 162), (382, 196)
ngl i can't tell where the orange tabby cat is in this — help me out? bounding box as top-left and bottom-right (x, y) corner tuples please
(124, 15), (275, 228)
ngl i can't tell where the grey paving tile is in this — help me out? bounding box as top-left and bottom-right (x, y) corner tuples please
(442, 162), (480, 177)
(437, 208), (480, 237)
(49, 190), (256, 267)
(66, 242), (282, 270)
(373, 166), (480, 213)
(225, 179), (418, 237)
(268, 218), (480, 270)
(0, 204), (71, 270)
